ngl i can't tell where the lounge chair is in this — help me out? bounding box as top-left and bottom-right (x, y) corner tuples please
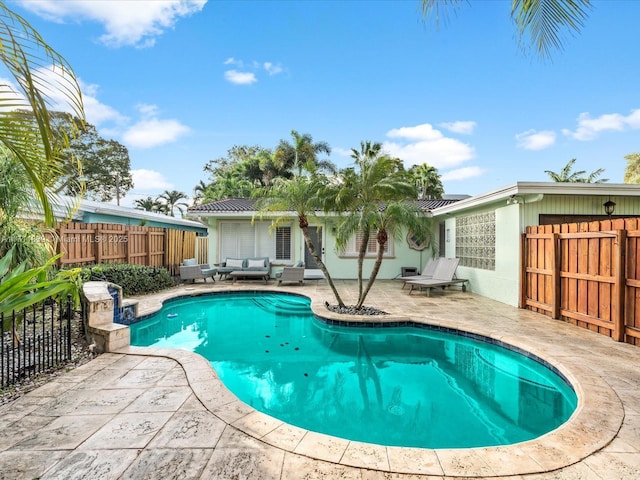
(179, 258), (217, 283)
(398, 257), (442, 288)
(405, 258), (468, 296)
(277, 267), (305, 286)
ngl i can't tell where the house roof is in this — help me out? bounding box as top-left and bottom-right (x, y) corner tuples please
(431, 181), (640, 216)
(189, 197), (258, 213)
(23, 195), (207, 230)
(188, 197), (462, 215)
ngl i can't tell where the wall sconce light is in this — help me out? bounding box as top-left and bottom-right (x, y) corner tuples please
(603, 197), (616, 217)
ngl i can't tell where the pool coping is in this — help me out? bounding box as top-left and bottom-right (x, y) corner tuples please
(118, 287), (624, 477)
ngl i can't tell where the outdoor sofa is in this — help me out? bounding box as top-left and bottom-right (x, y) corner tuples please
(218, 257), (271, 283)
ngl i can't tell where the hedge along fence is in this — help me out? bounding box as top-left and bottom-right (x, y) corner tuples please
(522, 217), (640, 346)
(52, 222), (198, 276)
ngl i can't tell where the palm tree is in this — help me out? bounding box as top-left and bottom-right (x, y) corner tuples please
(134, 196), (163, 212)
(192, 180), (210, 205)
(420, 0), (591, 60)
(332, 141), (431, 309)
(545, 158), (607, 183)
(275, 130), (334, 176)
(255, 164), (346, 307)
(409, 163), (444, 199)
(158, 190), (189, 217)
(0, 4), (85, 226)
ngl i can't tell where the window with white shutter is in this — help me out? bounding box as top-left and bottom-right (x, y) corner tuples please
(218, 221), (293, 262)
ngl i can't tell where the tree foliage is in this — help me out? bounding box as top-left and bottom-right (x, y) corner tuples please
(202, 145), (264, 201)
(158, 190), (189, 217)
(623, 153), (640, 184)
(50, 114), (133, 201)
(134, 196), (166, 213)
(0, 148), (52, 269)
(544, 158), (607, 183)
(0, 3), (85, 226)
(407, 163), (444, 199)
(275, 130), (334, 176)
(255, 160), (345, 307)
(330, 141), (431, 309)
(420, 0), (591, 60)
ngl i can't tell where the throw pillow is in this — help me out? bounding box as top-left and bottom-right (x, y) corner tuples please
(183, 258), (197, 266)
(247, 259), (265, 269)
(226, 258), (244, 268)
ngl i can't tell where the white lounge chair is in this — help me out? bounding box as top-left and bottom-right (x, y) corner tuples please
(405, 258), (468, 296)
(277, 267), (305, 286)
(398, 257), (442, 288)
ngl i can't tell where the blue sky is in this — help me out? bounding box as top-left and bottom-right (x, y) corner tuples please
(8, 0), (640, 208)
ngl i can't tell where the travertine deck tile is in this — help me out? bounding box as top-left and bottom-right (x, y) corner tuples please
(2, 281), (638, 479)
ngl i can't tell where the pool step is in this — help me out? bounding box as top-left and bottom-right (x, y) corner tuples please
(252, 296), (310, 315)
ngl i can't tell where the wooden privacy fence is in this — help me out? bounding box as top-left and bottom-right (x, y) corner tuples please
(522, 217), (640, 346)
(53, 222), (199, 276)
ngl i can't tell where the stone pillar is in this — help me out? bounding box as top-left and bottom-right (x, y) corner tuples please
(82, 281), (130, 353)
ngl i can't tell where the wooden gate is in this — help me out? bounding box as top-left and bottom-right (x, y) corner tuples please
(522, 218), (640, 346)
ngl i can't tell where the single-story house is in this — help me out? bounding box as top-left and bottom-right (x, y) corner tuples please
(187, 196), (461, 281)
(188, 182), (640, 307)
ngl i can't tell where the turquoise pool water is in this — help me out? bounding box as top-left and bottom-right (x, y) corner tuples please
(130, 292), (577, 449)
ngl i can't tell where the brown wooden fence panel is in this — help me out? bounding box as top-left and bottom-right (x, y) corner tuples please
(523, 217), (640, 345)
(625, 231), (640, 346)
(55, 222), (197, 276)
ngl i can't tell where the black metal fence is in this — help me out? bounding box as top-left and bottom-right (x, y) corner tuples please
(1, 295), (75, 388)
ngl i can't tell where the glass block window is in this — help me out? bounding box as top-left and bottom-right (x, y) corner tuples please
(455, 212), (495, 270)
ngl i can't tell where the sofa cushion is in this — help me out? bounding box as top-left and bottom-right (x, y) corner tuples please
(226, 258), (244, 269)
(246, 257), (269, 271)
(247, 259), (266, 269)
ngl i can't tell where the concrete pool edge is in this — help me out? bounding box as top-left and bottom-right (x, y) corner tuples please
(119, 286), (624, 477)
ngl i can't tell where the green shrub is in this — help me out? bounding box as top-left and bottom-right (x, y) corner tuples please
(79, 263), (175, 296)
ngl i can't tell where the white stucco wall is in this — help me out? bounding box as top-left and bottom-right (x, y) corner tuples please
(441, 204), (522, 307)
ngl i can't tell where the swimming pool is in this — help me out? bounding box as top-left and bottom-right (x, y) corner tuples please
(130, 291), (577, 449)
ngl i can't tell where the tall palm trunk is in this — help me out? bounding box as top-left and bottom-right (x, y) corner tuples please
(356, 229), (370, 304)
(355, 231), (386, 309)
(299, 217), (345, 307)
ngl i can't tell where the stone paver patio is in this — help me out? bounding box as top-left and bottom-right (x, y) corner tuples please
(1, 279), (639, 479)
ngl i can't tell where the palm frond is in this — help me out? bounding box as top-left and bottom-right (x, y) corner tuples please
(0, 4), (84, 225)
(511, 0), (591, 59)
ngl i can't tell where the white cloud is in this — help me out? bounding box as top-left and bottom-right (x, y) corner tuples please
(515, 129), (556, 150)
(131, 168), (173, 190)
(562, 109), (640, 141)
(441, 166), (484, 181)
(79, 80), (128, 126)
(121, 104), (190, 148)
(387, 124), (443, 141)
(223, 58), (284, 84)
(18, 0), (206, 48)
(383, 123), (475, 169)
(264, 62), (283, 75)
(123, 117), (190, 148)
(439, 121), (477, 135)
(224, 70), (258, 85)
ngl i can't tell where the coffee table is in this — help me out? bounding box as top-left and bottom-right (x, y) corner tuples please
(229, 270), (270, 284)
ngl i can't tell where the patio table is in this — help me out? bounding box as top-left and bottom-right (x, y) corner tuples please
(229, 270), (270, 284)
